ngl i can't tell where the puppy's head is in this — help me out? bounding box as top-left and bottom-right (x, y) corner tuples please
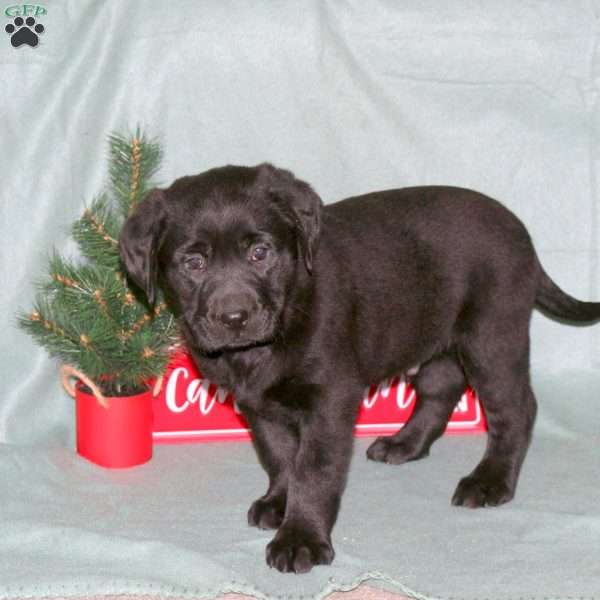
(119, 163), (322, 354)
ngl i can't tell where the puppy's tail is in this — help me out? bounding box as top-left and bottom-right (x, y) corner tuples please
(535, 268), (600, 323)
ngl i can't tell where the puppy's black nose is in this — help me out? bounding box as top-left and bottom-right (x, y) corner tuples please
(220, 309), (249, 330)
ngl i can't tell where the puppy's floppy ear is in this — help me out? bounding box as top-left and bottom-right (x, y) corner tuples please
(257, 163), (323, 274)
(119, 189), (167, 305)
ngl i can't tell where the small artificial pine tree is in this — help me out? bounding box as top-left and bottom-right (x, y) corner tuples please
(19, 130), (178, 397)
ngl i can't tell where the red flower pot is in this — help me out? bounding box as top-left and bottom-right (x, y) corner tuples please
(75, 382), (154, 468)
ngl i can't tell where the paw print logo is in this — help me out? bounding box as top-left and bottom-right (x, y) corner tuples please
(5, 16), (44, 48)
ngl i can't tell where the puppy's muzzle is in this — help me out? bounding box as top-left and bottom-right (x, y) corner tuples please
(191, 280), (275, 352)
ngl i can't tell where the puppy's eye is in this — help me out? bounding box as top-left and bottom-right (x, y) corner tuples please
(183, 255), (206, 271)
(250, 245), (269, 263)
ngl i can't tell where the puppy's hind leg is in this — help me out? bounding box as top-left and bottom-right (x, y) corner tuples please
(367, 351), (466, 464)
(452, 333), (537, 508)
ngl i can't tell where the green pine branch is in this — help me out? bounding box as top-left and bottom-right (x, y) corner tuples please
(71, 194), (121, 270)
(108, 127), (162, 219)
(18, 128), (178, 397)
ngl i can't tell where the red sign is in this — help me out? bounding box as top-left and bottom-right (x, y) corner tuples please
(153, 351), (486, 443)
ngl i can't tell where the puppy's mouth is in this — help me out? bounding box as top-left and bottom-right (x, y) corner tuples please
(202, 335), (275, 357)
(180, 313), (277, 356)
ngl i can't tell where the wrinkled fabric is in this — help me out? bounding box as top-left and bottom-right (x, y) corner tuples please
(1, 2), (599, 599)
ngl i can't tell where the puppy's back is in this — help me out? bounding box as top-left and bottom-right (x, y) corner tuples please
(315, 187), (539, 381)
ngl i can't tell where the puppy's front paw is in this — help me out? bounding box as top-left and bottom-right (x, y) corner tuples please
(266, 526), (334, 573)
(451, 474), (514, 508)
(248, 495), (285, 530)
(366, 436), (429, 464)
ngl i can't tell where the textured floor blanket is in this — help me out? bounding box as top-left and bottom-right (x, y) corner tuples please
(1, 1), (599, 598)
(0, 375), (599, 599)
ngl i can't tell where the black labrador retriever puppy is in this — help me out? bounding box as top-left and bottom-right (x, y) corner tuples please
(120, 163), (600, 573)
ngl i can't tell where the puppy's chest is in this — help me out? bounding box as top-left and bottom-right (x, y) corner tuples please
(238, 374), (317, 424)
(199, 358), (263, 400)
(196, 349), (285, 399)
(199, 354), (315, 424)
